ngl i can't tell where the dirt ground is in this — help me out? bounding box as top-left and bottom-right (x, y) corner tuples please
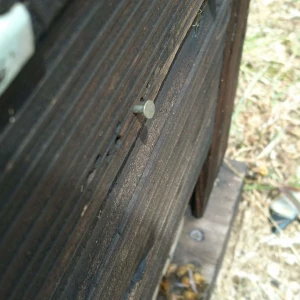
(212, 0), (300, 299)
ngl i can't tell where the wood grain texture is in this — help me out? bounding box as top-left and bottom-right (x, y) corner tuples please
(62, 3), (230, 299)
(192, 0), (251, 217)
(0, 0), (246, 298)
(0, 0), (212, 299)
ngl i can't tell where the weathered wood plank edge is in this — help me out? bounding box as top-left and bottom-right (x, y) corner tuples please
(192, 0), (251, 217)
(171, 160), (247, 300)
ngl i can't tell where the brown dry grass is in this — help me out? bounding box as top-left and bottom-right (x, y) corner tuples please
(212, 0), (300, 299)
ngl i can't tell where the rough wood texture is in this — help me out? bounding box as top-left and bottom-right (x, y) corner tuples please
(192, 0), (251, 217)
(172, 160), (247, 299)
(56, 3), (230, 299)
(0, 1), (207, 298)
(0, 0), (224, 299)
(0, 0), (249, 298)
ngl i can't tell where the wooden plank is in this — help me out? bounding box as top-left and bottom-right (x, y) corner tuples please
(171, 160), (247, 299)
(0, 0), (244, 298)
(0, 0), (208, 299)
(55, 3), (231, 299)
(192, 0), (251, 217)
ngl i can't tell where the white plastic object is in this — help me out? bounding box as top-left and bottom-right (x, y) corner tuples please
(0, 3), (35, 96)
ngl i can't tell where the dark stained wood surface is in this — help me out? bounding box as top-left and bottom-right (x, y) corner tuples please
(172, 160), (247, 299)
(192, 0), (251, 217)
(81, 3), (230, 299)
(0, 1), (208, 299)
(0, 0), (249, 298)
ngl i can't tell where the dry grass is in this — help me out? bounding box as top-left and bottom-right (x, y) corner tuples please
(212, 0), (300, 299)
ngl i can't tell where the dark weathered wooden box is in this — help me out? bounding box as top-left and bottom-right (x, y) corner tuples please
(0, 0), (250, 299)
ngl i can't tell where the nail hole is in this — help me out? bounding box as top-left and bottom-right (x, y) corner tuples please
(106, 150), (112, 161)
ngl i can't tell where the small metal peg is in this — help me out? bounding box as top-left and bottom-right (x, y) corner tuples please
(133, 100), (155, 119)
(189, 229), (204, 242)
